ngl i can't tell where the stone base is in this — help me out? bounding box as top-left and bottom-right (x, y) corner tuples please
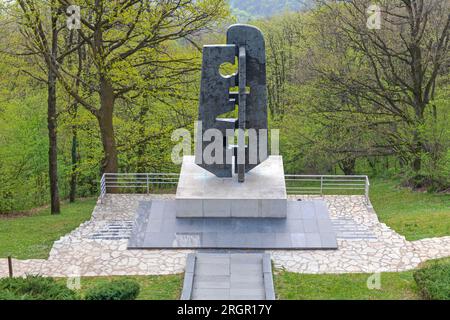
(175, 156), (287, 218)
(127, 200), (338, 249)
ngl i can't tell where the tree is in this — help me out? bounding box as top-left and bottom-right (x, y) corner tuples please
(52, 0), (229, 175)
(257, 13), (304, 119)
(316, 0), (449, 183)
(13, 0), (81, 213)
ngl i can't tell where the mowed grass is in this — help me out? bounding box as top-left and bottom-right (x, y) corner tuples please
(370, 179), (450, 241)
(274, 270), (420, 300)
(56, 274), (183, 300)
(0, 198), (96, 259)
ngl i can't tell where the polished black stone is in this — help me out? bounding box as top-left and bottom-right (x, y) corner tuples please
(195, 24), (268, 181)
(128, 200), (338, 250)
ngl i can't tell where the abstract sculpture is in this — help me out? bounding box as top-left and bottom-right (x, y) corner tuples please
(195, 24), (268, 182)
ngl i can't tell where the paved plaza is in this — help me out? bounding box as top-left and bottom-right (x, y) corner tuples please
(1, 194), (450, 277)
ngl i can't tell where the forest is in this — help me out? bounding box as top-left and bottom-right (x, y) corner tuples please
(0, 0), (448, 214)
(229, 0), (310, 21)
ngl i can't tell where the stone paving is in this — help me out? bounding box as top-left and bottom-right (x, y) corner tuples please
(271, 195), (450, 273)
(1, 194), (449, 278)
(0, 195), (192, 278)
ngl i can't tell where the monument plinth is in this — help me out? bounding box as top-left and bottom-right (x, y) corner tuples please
(174, 24), (289, 218)
(176, 155), (287, 218)
(127, 23), (337, 250)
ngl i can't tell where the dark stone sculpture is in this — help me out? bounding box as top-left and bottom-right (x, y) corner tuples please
(195, 24), (268, 182)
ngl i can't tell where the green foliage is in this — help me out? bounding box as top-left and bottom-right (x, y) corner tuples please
(414, 259), (450, 300)
(257, 6), (449, 189)
(0, 1), (448, 214)
(0, 276), (78, 300)
(229, 0), (309, 21)
(0, 89), (50, 212)
(410, 86), (450, 191)
(65, 275), (183, 300)
(0, 1), (230, 212)
(0, 275), (182, 300)
(84, 279), (140, 300)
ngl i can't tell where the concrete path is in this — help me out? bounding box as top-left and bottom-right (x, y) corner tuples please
(181, 252), (275, 300)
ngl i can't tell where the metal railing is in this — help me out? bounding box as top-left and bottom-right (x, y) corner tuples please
(285, 175), (370, 203)
(100, 173), (370, 204)
(100, 173), (179, 200)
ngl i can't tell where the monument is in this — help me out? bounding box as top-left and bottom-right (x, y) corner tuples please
(128, 24), (338, 250)
(176, 24), (287, 218)
(195, 24), (268, 180)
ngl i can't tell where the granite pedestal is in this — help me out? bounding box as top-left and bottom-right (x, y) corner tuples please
(127, 199), (338, 250)
(176, 155), (287, 218)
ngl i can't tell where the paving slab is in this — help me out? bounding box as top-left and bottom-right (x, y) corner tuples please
(128, 199), (337, 249)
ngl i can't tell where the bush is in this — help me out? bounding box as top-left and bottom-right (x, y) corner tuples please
(414, 260), (450, 300)
(0, 276), (78, 300)
(0, 290), (23, 300)
(85, 279), (140, 300)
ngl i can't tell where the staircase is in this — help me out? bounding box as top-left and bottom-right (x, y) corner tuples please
(89, 220), (134, 240)
(181, 252), (275, 300)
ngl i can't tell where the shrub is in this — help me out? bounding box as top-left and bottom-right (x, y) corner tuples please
(0, 275), (78, 300)
(414, 260), (450, 300)
(84, 279), (140, 300)
(0, 290), (23, 300)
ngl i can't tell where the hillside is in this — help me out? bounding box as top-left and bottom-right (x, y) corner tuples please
(229, 0), (311, 21)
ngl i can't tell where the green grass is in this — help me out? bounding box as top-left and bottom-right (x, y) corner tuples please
(370, 179), (450, 241)
(274, 257), (450, 300)
(274, 269), (420, 300)
(0, 198), (96, 259)
(57, 275), (183, 300)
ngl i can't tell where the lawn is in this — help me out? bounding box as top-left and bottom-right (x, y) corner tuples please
(0, 198), (97, 259)
(274, 269), (420, 300)
(274, 257), (450, 300)
(59, 274), (184, 300)
(370, 179), (450, 241)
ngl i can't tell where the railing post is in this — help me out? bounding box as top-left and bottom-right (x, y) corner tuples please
(100, 173), (106, 204)
(365, 176), (370, 205)
(146, 174), (149, 194)
(8, 256), (13, 278)
(320, 176), (323, 196)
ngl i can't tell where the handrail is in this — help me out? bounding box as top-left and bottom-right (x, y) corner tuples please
(99, 173), (371, 205)
(285, 174), (370, 204)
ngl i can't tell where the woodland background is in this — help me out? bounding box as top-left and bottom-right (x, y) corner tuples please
(0, 0), (448, 214)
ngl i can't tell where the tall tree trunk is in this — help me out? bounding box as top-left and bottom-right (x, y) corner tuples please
(411, 106), (426, 174)
(98, 77), (119, 175)
(412, 133), (422, 173)
(48, 3), (60, 214)
(69, 32), (83, 203)
(136, 103), (150, 173)
(339, 157), (356, 175)
(69, 118), (78, 203)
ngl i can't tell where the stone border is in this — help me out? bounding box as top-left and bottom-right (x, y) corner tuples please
(180, 253), (196, 300)
(263, 253), (276, 300)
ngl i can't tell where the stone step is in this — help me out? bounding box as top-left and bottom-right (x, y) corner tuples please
(182, 252), (274, 300)
(88, 221), (134, 240)
(331, 218), (377, 240)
